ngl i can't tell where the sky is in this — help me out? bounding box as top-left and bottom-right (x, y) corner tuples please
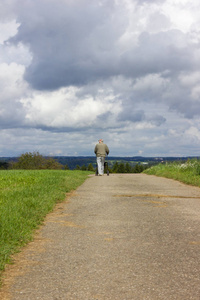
(1, 0), (200, 157)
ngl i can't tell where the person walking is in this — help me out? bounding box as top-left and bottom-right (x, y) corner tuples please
(94, 139), (109, 175)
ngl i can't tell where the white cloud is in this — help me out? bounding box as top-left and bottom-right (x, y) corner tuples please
(0, 63), (26, 97)
(0, 20), (19, 44)
(20, 86), (120, 129)
(185, 126), (200, 141)
(179, 71), (200, 87)
(0, 42), (32, 65)
(133, 73), (169, 94)
(162, 0), (200, 32)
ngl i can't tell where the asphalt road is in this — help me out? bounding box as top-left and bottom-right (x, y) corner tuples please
(1, 174), (200, 300)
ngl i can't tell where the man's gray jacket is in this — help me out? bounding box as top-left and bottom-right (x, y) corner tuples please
(94, 143), (109, 157)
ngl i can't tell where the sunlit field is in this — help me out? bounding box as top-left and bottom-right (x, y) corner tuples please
(0, 170), (91, 279)
(144, 159), (200, 187)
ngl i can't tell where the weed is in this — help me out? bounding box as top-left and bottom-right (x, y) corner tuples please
(144, 159), (200, 187)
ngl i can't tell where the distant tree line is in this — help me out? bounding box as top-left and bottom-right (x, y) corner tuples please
(0, 161), (10, 170)
(110, 161), (148, 173)
(0, 152), (149, 173)
(1, 154), (199, 171)
(46, 156), (156, 170)
(69, 161), (148, 173)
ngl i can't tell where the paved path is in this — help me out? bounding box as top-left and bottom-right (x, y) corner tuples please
(1, 174), (200, 299)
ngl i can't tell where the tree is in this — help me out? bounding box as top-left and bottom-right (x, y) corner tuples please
(118, 163), (125, 173)
(133, 163), (144, 173)
(0, 161), (9, 170)
(11, 151), (62, 170)
(87, 163), (94, 171)
(11, 152), (44, 169)
(44, 158), (63, 170)
(81, 164), (87, 171)
(112, 162), (119, 173)
(125, 162), (131, 173)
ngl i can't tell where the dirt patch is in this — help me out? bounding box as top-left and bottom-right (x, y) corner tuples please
(113, 193), (200, 199)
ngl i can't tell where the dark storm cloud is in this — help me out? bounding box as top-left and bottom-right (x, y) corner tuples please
(9, 0), (195, 92)
(118, 109), (145, 122)
(96, 111), (112, 122)
(121, 30), (195, 79)
(118, 106), (166, 126)
(0, 100), (25, 129)
(10, 0), (126, 90)
(147, 115), (166, 126)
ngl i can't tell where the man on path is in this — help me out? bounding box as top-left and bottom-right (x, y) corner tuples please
(94, 139), (109, 175)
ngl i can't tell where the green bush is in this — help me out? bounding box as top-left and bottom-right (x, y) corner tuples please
(11, 152), (63, 170)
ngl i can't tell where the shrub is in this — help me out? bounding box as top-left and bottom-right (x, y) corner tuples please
(11, 152), (63, 170)
(87, 163), (95, 171)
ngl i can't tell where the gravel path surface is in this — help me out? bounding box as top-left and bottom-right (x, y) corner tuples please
(1, 174), (200, 299)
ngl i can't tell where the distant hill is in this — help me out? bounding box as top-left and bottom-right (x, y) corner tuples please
(1, 156), (199, 170)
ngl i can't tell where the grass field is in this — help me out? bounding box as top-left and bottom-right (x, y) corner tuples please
(144, 158), (200, 187)
(0, 170), (91, 278)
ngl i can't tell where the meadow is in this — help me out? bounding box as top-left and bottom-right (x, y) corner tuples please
(144, 158), (200, 187)
(0, 170), (91, 278)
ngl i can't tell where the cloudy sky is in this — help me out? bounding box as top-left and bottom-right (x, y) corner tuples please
(1, 0), (200, 157)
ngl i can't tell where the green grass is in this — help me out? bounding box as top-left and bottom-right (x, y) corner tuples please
(144, 159), (200, 187)
(0, 170), (91, 276)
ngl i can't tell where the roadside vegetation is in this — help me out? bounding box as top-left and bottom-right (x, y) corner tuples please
(0, 169), (91, 280)
(144, 158), (200, 187)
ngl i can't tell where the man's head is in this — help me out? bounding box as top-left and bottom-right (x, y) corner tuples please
(98, 139), (103, 143)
